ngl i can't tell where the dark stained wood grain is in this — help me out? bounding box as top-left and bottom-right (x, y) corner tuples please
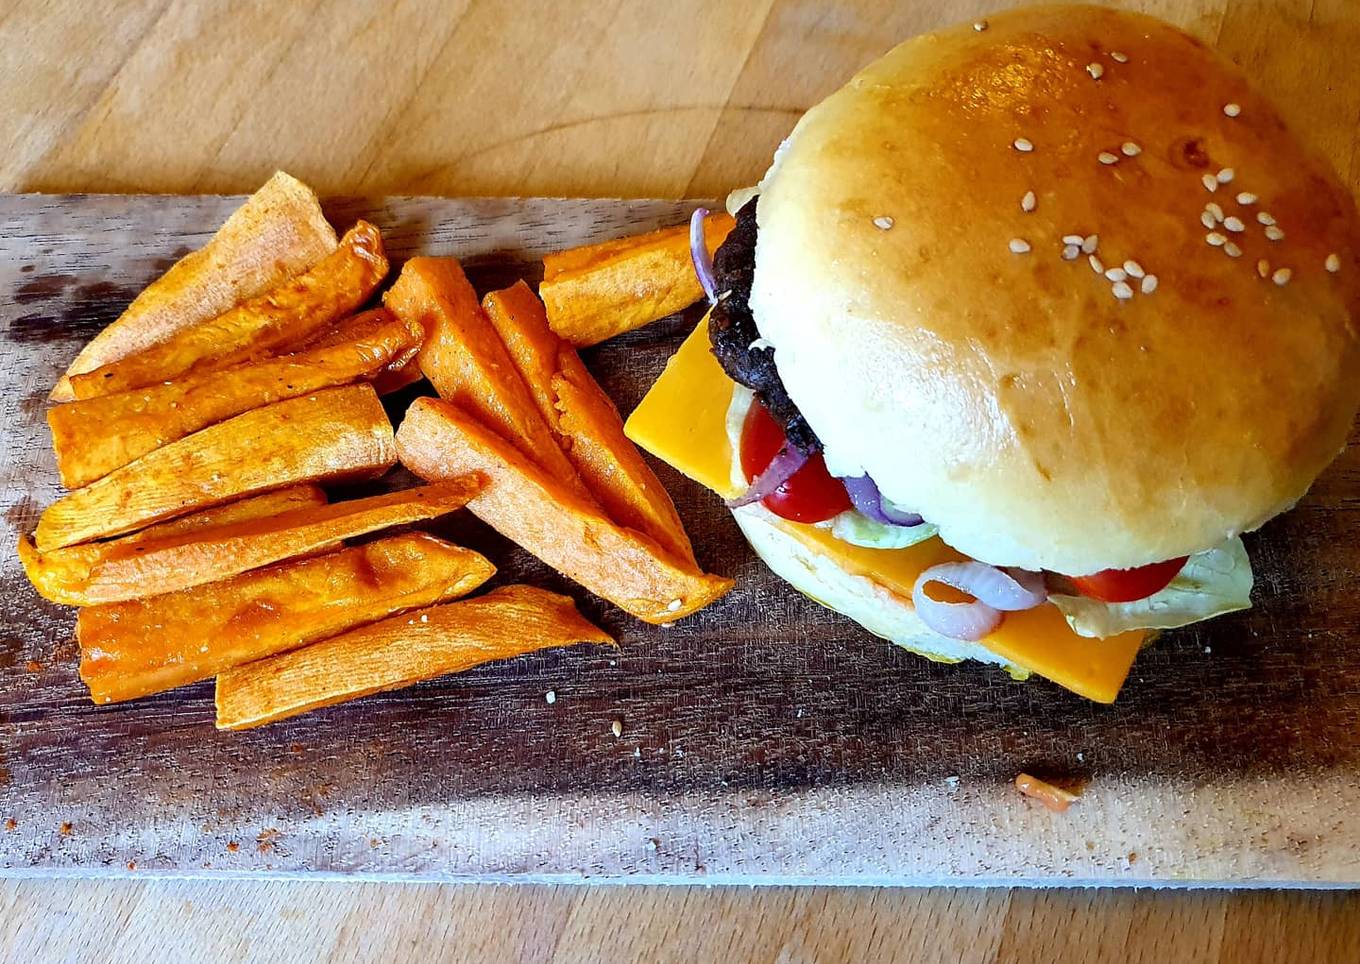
(0, 194), (1357, 885)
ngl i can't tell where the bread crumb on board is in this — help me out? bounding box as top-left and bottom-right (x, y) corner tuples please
(1015, 773), (1081, 812)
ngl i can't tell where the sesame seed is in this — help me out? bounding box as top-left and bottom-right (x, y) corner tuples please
(1326, 253), (1341, 273)
(1224, 242), (1242, 258)
(1062, 244), (1081, 260)
(1200, 212), (1217, 230)
(873, 215), (894, 230)
(1111, 51), (1129, 63)
(419, 613), (429, 623)
(1088, 254), (1105, 274)
(1123, 260), (1145, 278)
(1062, 234), (1085, 245)
(666, 598), (683, 612)
(1014, 137), (1034, 152)
(1216, 168), (1235, 184)
(974, 20), (988, 31)
(1223, 102), (1241, 117)
(1082, 234), (1099, 254)
(1257, 259), (1270, 278)
(1021, 190), (1037, 212)
(1206, 232), (1226, 247)
(1273, 267), (1292, 286)
(1009, 238), (1031, 254)
(1112, 281), (1134, 300)
(1087, 63), (1105, 80)
(1121, 141), (1142, 156)
(1098, 151), (1119, 165)
(1105, 267), (1128, 282)
(1257, 211), (1276, 226)
(1140, 274), (1159, 294)
(546, 690), (557, 704)
(1223, 216), (1245, 233)
(1202, 174), (1219, 192)
(1207, 203), (1224, 222)
(611, 719), (624, 738)
(1265, 225), (1285, 241)
(1236, 192), (1257, 205)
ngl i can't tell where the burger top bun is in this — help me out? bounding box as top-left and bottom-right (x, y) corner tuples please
(749, 4), (1360, 575)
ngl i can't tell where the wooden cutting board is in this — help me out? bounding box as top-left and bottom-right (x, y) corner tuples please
(1, 193), (1357, 886)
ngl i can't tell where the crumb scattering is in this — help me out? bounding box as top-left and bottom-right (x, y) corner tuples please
(1014, 773), (1079, 812)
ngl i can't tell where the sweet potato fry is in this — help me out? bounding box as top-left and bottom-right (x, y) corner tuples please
(19, 485), (328, 601)
(136, 485), (328, 537)
(396, 397), (732, 623)
(49, 309), (422, 488)
(69, 221), (389, 400)
(383, 257), (592, 500)
(301, 309), (427, 396)
(22, 479), (479, 606)
(482, 282), (695, 564)
(53, 171), (337, 401)
(78, 533), (494, 704)
(34, 384), (395, 551)
(215, 585), (611, 730)
(539, 211), (734, 346)
(370, 356), (426, 396)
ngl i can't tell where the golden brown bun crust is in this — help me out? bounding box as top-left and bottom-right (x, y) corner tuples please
(751, 4), (1360, 574)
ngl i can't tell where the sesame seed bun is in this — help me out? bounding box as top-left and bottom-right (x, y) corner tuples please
(749, 4), (1360, 575)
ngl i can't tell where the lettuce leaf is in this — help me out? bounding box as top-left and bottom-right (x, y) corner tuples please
(1049, 538), (1254, 638)
(830, 511), (939, 549)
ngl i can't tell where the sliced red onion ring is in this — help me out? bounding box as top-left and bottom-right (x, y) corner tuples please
(690, 207), (718, 304)
(918, 562), (1048, 611)
(725, 443), (809, 508)
(1003, 566), (1048, 600)
(912, 586), (1002, 642)
(912, 562), (1048, 641)
(841, 475), (924, 527)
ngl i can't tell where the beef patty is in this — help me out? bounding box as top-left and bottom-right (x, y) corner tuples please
(708, 198), (821, 454)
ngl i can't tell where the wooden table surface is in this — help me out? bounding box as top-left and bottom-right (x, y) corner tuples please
(3, 0), (1358, 961)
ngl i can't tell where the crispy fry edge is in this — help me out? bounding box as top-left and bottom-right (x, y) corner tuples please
(214, 585), (612, 730)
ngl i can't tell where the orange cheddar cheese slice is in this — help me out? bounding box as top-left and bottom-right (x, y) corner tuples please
(626, 320), (744, 500)
(625, 320), (1147, 703)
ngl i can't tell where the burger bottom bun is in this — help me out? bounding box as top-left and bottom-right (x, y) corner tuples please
(732, 505), (1022, 675)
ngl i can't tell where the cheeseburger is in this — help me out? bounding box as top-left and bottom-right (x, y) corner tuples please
(626, 5), (1360, 701)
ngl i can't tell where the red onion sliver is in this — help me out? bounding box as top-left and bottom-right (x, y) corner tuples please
(912, 582), (1002, 642)
(725, 443), (809, 508)
(690, 208), (718, 304)
(916, 562), (1047, 612)
(1004, 567), (1048, 600)
(913, 561), (1050, 643)
(841, 474), (924, 527)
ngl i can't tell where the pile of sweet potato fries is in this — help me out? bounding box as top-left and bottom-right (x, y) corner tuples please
(20, 171), (735, 729)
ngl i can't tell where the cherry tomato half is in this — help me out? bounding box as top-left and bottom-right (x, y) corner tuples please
(1069, 557), (1189, 603)
(740, 400), (851, 524)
